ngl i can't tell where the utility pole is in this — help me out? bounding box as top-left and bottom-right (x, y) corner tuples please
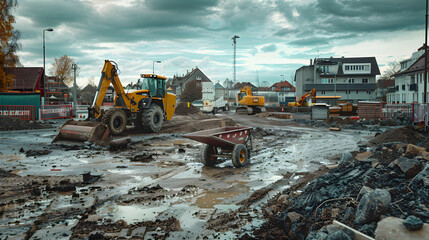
(72, 64), (77, 117)
(232, 35), (240, 84)
(425, 0), (428, 103)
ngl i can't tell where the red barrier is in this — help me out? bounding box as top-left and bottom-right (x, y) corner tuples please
(41, 105), (73, 120)
(0, 105), (36, 121)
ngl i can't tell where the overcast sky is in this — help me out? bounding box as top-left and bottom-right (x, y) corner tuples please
(14, 0), (425, 87)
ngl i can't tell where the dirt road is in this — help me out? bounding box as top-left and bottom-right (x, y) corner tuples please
(0, 112), (369, 239)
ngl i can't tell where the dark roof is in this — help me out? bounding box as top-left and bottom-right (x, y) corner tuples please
(233, 82), (257, 90)
(399, 50), (429, 75)
(270, 81), (296, 92)
(316, 57), (381, 75)
(172, 67), (211, 87)
(377, 79), (395, 88)
(5, 67), (43, 90)
(214, 82), (224, 89)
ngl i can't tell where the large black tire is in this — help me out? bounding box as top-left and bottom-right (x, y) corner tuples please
(212, 108), (218, 115)
(223, 104), (229, 111)
(202, 145), (218, 167)
(102, 109), (127, 135)
(141, 104), (164, 133)
(232, 144), (249, 168)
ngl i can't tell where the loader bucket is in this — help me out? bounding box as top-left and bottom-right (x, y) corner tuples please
(52, 120), (110, 143)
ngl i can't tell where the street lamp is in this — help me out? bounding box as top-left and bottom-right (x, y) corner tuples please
(153, 61), (161, 74)
(43, 28), (54, 104)
(72, 64), (77, 117)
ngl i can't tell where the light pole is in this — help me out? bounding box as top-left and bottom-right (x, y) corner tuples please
(72, 64), (77, 117)
(153, 61), (161, 74)
(43, 28), (54, 104)
(280, 74), (285, 104)
(232, 35), (240, 83)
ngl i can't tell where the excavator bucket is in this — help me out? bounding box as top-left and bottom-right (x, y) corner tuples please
(52, 120), (110, 144)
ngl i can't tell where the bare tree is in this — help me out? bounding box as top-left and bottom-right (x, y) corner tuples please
(180, 80), (202, 102)
(380, 60), (400, 80)
(50, 55), (78, 86)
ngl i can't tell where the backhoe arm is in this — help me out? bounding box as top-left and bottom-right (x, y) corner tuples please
(90, 60), (131, 119)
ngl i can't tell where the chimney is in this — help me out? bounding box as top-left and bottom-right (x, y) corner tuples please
(310, 59), (313, 65)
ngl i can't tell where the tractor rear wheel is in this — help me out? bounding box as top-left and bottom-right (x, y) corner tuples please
(142, 104), (164, 133)
(202, 145), (218, 167)
(102, 109), (127, 135)
(232, 144), (249, 167)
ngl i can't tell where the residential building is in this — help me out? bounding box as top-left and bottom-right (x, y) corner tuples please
(171, 67), (211, 98)
(6, 67), (44, 95)
(214, 82), (225, 100)
(295, 57), (381, 103)
(269, 81), (296, 104)
(386, 46), (427, 103)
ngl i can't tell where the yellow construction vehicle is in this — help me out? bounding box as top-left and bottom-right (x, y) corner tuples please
(54, 60), (176, 143)
(288, 88), (316, 107)
(236, 86), (265, 114)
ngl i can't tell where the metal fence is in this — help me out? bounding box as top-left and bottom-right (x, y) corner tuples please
(381, 103), (414, 121)
(413, 104), (429, 124)
(0, 105), (36, 121)
(40, 105), (73, 120)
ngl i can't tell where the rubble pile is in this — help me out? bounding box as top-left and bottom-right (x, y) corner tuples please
(0, 116), (51, 131)
(174, 102), (203, 115)
(246, 127), (429, 240)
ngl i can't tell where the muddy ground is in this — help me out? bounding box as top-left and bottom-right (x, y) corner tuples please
(0, 111), (373, 239)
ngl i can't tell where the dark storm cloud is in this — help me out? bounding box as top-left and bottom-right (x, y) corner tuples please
(261, 44), (277, 52)
(275, 0), (424, 45)
(145, 0), (219, 12)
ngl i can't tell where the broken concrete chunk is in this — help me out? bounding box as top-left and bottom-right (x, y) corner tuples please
(340, 151), (353, 165)
(375, 217), (429, 240)
(305, 231), (328, 240)
(131, 226), (146, 237)
(357, 186), (373, 201)
(355, 151), (373, 161)
(421, 151), (429, 161)
(405, 144), (426, 158)
(109, 137), (131, 149)
(424, 177), (429, 186)
(287, 212), (303, 222)
(396, 156), (423, 178)
(411, 164), (429, 186)
(326, 230), (352, 240)
(403, 215), (424, 231)
(355, 189), (391, 225)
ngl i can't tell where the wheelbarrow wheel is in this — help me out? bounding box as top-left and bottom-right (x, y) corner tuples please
(202, 145), (218, 167)
(232, 144), (249, 168)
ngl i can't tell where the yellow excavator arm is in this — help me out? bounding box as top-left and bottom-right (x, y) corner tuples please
(90, 60), (133, 119)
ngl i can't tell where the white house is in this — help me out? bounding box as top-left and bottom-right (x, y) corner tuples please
(386, 45), (427, 103)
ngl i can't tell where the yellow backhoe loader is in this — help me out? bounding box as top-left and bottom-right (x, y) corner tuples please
(235, 86), (266, 115)
(53, 60), (176, 143)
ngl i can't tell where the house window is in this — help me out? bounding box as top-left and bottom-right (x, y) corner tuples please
(356, 91), (359, 94)
(348, 78), (354, 83)
(345, 66), (349, 70)
(322, 78), (333, 84)
(362, 78), (368, 83)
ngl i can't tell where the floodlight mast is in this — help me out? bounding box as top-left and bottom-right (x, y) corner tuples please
(232, 35), (240, 84)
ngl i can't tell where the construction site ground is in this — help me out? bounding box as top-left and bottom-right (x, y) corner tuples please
(0, 111), (396, 239)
